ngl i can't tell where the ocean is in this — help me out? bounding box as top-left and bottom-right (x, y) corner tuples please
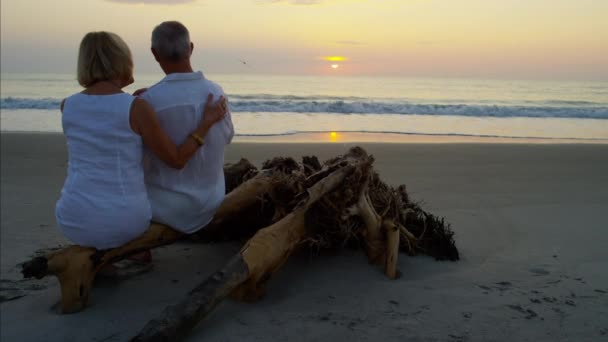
(1, 73), (607, 142)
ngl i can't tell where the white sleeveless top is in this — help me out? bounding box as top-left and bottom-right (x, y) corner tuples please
(55, 93), (151, 250)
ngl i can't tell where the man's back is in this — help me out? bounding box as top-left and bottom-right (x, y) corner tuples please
(141, 71), (234, 233)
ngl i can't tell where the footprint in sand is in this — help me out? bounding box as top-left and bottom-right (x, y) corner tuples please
(0, 287), (26, 303)
(495, 281), (513, 291)
(506, 304), (538, 319)
(477, 281), (514, 294)
(542, 296), (558, 303)
(0, 279), (49, 303)
(529, 268), (550, 276)
(448, 333), (467, 341)
(0, 283), (26, 302)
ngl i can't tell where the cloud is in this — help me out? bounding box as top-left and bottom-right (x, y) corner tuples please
(334, 40), (365, 46)
(257, 0), (375, 5)
(416, 40), (446, 46)
(105, 0), (196, 4)
(256, 0), (324, 5)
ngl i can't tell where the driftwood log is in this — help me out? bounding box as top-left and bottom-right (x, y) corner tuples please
(19, 158), (262, 314)
(21, 146), (458, 340)
(21, 224), (182, 313)
(131, 147), (458, 341)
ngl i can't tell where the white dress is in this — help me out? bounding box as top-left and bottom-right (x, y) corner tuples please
(55, 93), (151, 250)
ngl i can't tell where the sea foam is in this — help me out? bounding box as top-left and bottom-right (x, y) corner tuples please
(2, 96), (607, 119)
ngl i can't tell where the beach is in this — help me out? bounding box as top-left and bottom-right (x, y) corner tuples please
(1, 132), (607, 341)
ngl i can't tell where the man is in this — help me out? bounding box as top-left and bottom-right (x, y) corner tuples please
(137, 21), (234, 234)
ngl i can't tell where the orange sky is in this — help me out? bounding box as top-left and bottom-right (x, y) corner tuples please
(1, 0), (607, 79)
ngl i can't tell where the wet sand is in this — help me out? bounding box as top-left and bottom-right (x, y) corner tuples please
(1, 132), (607, 341)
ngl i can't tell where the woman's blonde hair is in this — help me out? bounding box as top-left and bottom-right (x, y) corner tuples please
(77, 31), (133, 87)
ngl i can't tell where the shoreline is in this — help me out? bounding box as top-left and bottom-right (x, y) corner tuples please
(2, 130), (607, 144)
(2, 132), (608, 341)
(234, 131), (608, 144)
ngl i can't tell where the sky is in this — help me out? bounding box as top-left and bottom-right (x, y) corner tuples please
(1, 0), (607, 80)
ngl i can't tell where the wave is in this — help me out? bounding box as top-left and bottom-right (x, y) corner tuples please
(234, 130), (608, 141)
(541, 100), (604, 106)
(230, 94), (606, 106)
(2, 96), (607, 119)
(1, 97), (62, 110)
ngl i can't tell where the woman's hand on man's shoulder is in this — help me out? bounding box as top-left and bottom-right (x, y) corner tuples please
(202, 94), (228, 130)
(133, 88), (149, 97)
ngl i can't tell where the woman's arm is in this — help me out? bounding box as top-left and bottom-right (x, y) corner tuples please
(129, 94), (227, 169)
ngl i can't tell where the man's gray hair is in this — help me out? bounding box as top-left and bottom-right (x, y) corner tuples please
(151, 21), (191, 62)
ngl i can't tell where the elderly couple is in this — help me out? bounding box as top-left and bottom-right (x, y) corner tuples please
(55, 21), (234, 255)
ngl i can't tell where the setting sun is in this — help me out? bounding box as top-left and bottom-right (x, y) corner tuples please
(331, 64), (339, 69)
(324, 56), (348, 62)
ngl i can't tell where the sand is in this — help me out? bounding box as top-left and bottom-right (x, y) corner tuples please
(1, 132), (607, 341)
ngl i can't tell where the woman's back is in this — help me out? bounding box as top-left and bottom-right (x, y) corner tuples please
(56, 93), (151, 249)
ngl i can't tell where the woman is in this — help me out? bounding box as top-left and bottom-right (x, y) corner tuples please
(55, 31), (227, 250)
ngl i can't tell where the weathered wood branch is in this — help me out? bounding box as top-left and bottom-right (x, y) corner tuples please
(19, 159), (263, 313)
(130, 254), (250, 342)
(192, 171), (276, 242)
(131, 153), (370, 342)
(383, 219), (400, 279)
(356, 176), (384, 264)
(20, 145), (459, 342)
(21, 224), (181, 313)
